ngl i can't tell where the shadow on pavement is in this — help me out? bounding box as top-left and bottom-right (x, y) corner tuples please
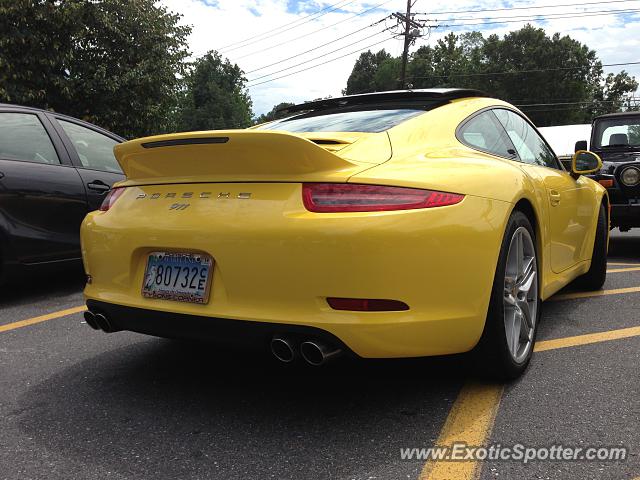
(0, 266), (85, 309)
(608, 228), (640, 261)
(16, 338), (471, 480)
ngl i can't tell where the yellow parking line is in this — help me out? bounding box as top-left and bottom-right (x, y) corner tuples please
(607, 266), (640, 273)
(607, 262), (640, 266)
(550, 286), (640, 301)
(0, 305), (87, 333)
(535, 325), (640, 352)
(420, 382), (504, 480)
(421, 325), (640, 479)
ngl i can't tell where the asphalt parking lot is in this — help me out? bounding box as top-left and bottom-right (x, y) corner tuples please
(1, 231), (638, 480)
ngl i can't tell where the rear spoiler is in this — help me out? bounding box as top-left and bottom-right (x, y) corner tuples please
(114, 130), (371, 186)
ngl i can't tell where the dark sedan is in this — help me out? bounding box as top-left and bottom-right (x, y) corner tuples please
(0, 104), (125, 280)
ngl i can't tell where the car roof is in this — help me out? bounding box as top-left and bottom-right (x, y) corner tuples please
(593, 111), (640, 120)
(280, 88), (490, 114)
(0, 102), (124, 141)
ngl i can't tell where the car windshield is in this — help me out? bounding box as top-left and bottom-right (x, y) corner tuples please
(257, 108), (427, 133)
(592, 116), (640, 148)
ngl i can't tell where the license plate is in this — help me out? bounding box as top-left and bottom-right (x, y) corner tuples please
(142, 252), (213, 304)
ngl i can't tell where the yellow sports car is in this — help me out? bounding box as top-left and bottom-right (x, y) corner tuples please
(81, 89), (608, 378)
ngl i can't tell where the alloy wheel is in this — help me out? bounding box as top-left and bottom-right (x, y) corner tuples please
(503, 226), (538, 363)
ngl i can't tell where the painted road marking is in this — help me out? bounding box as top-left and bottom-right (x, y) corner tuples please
(607, 262), (640, 266)
(550, 286), (640, 301)
(535, 325), (640, 352)
(607, 266), (640, 273)
(0, 306), (86, 334)
(420, 382), (504, 480)
(421, 326), (640, 479)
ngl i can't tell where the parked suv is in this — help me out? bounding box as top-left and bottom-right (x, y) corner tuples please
(0, 103), (125, 279)
(576, 111), (640, 231)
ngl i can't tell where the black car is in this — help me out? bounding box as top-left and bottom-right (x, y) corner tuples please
(576, 111), (640, 231)
(0, 103), (125, 279)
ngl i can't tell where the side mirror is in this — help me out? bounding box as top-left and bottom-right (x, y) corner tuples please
(575, 140), (588, 152)
(572, 150), (602, 176)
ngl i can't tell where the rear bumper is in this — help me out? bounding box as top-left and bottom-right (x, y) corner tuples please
(85, 298), (483, 359)
(86, 299), (352, 354)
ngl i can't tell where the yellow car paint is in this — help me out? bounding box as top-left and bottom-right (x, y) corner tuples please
(82, 95), (607, 358)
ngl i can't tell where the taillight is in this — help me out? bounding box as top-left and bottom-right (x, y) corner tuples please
(99, 187), (126, 211)
(302, 183), (464, 212)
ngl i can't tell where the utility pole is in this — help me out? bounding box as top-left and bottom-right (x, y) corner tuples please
(391, 1), (426, 89)
(399, 0), (412, 89)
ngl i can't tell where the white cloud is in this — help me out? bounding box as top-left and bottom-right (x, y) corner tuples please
(159, 0), (640, 115)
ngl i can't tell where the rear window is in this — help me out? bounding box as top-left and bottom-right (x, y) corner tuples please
(257, 109), (426, 133)
(592, 116), (640, 148)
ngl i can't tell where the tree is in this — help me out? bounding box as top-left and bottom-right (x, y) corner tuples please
(0, 0), (191, 138)
(592, 71), (639, 117)
(254, 102), (296, 124)
(176, 51), (253, 132)
(343, 49), (392, 95)
(344, 26), (638, 126)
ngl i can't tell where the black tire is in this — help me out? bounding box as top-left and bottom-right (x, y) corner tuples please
(474, 210), (541, 380)
(574, 203), (607, 291)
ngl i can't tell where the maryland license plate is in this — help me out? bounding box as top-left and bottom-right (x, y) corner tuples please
(142, 252), (213, 304)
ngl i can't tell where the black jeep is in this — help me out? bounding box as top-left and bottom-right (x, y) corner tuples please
(576, 112), (640, 231)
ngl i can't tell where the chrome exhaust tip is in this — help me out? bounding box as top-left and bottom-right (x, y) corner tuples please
(93, 313), (114, 333)
(83, 311), (100, 330)
(300, 340), (342, 366)
(270, 336), (296, 363)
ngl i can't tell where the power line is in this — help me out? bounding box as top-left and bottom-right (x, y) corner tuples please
(432, 6), (640, 23)
(247, 27), (392, 82)
(414, 0), (639, 16)
(407, 61), (640, 81)
(429, 7), (640, 28)
(231, 0), (394, 61)
(246, 18), (388, 75)
(217, 0), (356, 53)
(247, 34), (395, 88)
(516, 98), (640, 106)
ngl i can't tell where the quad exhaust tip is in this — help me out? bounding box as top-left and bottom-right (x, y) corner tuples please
(270, 336), (296, 363)
(83, 311), (100, 330)
(300, 340), (342, 366)
(83, 310), (114, 333)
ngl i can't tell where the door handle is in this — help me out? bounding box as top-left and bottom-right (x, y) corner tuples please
(87, 181), (111, 193)
(549, 190), (561, 206)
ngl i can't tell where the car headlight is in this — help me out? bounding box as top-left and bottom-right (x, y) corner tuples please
(620, 166), (640, 186)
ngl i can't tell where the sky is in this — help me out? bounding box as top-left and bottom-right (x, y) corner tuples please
(159, 0), (640, 116)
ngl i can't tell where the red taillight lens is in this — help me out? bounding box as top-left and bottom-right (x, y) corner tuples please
(302, 183), (464, 212)
(327, 298), (409, 311)
(99, 187), (126, 211)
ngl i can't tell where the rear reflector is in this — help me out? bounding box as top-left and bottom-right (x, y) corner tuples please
(327, 298), (409, 311)
(598, 179), (614, 188)
(302, 183), (464, 212)
(99, 187), (126, 211)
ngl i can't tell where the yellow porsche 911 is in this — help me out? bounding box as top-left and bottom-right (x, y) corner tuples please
(81, 89), (608, 378)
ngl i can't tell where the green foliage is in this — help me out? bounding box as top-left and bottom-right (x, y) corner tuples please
(0, 0), (191, 138)
(254, 102), (296, 124)
(344, 25), (639, 126)
(176, 51), (253, 132)
(343, 49), (392, 95)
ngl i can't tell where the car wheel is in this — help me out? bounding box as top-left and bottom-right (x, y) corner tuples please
(574, 203), (607, 291)
(476, 210), (541, 380)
